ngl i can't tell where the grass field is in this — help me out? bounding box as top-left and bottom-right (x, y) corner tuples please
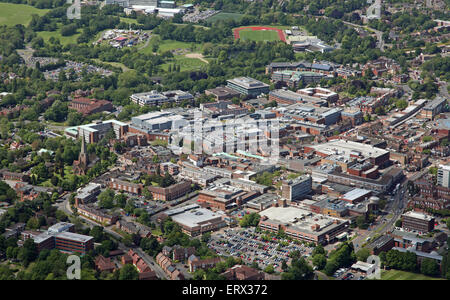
(140, 36), (199, 55)
(119, 17), (138, 25)
(0, 3), (49, 26)
(380, 270), (444, 280)
(238, 29), (281, 42)
(37, 30), (81, 46)
(206, 12), (244, 23)
(160, 55), (208, 72)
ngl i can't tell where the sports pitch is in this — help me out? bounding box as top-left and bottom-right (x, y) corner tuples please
(237, 29), (281, 42)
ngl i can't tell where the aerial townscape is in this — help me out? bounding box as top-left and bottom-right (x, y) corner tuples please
(0, 0), (448, 285)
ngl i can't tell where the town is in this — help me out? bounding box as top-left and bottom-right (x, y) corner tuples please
(0, 0), (448, 283)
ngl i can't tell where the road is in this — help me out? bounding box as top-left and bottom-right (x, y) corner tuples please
(133, 247), (168, 280)
(353, 177), (408, 251)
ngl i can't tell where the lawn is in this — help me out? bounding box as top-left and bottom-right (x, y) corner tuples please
(119, 17), (138, 25)
(0, 3), (49, 26)
(237, 29), (281, 42)
(37, 30), (81, 46)
(380, 270), (444, 280)
(160, 55), (208, 72)
(206, 12), (244, 23)
(140, 36), (199, 55)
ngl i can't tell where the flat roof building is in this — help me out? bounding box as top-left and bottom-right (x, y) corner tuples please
(402, 211), (435, 233)
(258, 206), (349, 244)
(166, 205), (226, 236)
(226, 77), (270, 97)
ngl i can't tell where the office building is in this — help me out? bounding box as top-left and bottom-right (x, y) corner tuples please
(281, 175), (312, 201)
(402, 211), (435, 233)
(437, 164), (450, 188)
(226, 77), (270, 96)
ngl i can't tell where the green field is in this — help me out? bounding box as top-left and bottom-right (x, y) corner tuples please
(380, 270), (445, 280)
(140, 36), (200, 55)
(206, 12), (244, 23)
(160, 55), (208, 72)
(238, 29), (280, 42)
(37, 30), (81, 46)
(119, 17), (138, 25)
(0, 3), (49, 26)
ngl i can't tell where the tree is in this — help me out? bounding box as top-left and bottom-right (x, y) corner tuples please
(264, 264), (275, 274)
(98, 189), (115, 209)
(446, 218), (450, 231)
(395, 219), (402, 228)
(421, 258), (440, 277)
(281, 257), (314, 280)
(312, 254), (327, 270)
(118, 264), (139, 280)
(356, 248), (371, 262)
(239, 213), (261, 228)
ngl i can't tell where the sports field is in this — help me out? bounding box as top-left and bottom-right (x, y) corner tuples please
(238, 29), (280, 42)
(160, 55), (208, 72)
(380, 270), (444, 280)
(206, 12), (244, 23)
(233, 26), (286, 42)
(0, 3), (49, 26)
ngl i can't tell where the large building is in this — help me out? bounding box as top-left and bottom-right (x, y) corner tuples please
(437, 164), (450, 188)
(65, 120), (129, 144)
(110, 178), (143, 194)
(162, 204), (226, 236)
(402, 211), (435, 233)
(281, 175), (312, 201)
(33, 222), (94, 255)
(69, 98), (113, 116)
(130, 90), (194, 107)
(420, 97), (447, 119)
(205, 86), (241, 101)
(226, 77), (270, 97)
(147, 181), (191, 201)
(258, 206), (349, 244)
(305, 140), (390, 167)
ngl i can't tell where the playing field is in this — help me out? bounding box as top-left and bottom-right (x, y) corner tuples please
(160, 55), (208, 72)
(37, 30), (81, 46)
(206, 12), (244, 23)
(0, 3), (49, 26)
(380, 270), (444, 280)
(237, 29), (281, 42)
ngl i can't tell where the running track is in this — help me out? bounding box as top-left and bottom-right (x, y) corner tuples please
(233, 26), (286, 43)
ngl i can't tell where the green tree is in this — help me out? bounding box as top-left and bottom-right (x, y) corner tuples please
(118, 264), (139, 280)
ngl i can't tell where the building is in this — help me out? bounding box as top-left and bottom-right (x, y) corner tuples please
(33, 223), (94, 255)
(258, 206), (349, 244)
(340, 188), (372, 204)
(402, 211), (435, 233)
(269, 89), (326, 106)
(281, 175), (312, 201)
(147, 181), (191, 201)
(95, 255), (116, 273)
(437, 164), (450, 188)
(110, 178), (143, 194)
(75, 183), (101, 204)
(305, 139), (390, 167)
(205, 86), (241, 101)
(226, 77), (270, 97)
(163, 204), (226, 237)
(187, 255), (221, 272)
(420, 97), (447, 119)
(73, 134), (89, 176)
(66, 120), (129, 144)
(130, 90), (194, 107)
(297, 87), (339, 103)
(221, 265), (265, 280)
(69, 98), (113, 116)
(76, 204), (119, 225)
